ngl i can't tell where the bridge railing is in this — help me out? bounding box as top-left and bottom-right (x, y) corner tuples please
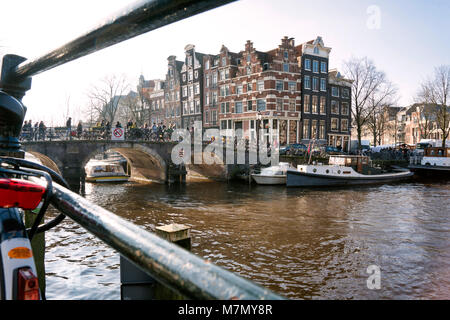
(1, 0), (285, 299)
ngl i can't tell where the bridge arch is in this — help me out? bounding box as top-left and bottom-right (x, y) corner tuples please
(82, 142), (167, 183)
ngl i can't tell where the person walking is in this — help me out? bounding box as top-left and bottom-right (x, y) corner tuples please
(77, 121), (83, 139)
(38, 121), (46, 140)
(66, 117), (72, 140)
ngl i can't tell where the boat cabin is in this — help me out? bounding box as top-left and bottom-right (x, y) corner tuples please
(423, 147), (449, 158)
(329, 155), (379, 174)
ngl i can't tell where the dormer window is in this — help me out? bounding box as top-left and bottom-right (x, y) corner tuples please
(314, 46), (319, 54)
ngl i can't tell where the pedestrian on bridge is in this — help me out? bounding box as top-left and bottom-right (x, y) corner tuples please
(66, 117), (72, 140)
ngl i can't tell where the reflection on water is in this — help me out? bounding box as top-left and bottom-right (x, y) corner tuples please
(44, 179), (450, 300)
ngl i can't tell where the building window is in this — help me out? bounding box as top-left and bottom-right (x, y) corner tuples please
(222, 56), (226, 67)
(187, 56), (192, 66)
(332, 86), (339, 97)
(212, 72), (218, 86)
(257, 80), (264, 91)
(195, 99), (200, 113)
(341, 119), (348, 132)
(194, 70), (198, 79)
(320, 61), (327, 73)
(183, 101), (188, 114)
(247, 83), (252, 92)
(304, 76), (311, 89)
(205, 93), (210, 105)
(182, 74), (186, 82)
(304, 94), (310, 113)
(205, 111), (209, 124)
(288, 81), (296, 92)
(205, 60), (210, 70)
(311, 120), (317, 139)
(276, 80), (283, 91)
(205, 75), (210, 88)
(304, 59), (311, 71)
(276, 98), (283, 111)
(188, 70), (193, 81)
(320, 97), (326, 114)
(220, 103), (225, 114)
(331, 118), (339, 131)
(312, 77), (319, 91)
(319, 120), (325, 139)
(236, 85), (243, 95)
(314, 47), (319, 54)
(312, 96), (318, 114)
(247, 100), (253, 111)
(219, 69), (225, 81)
(257, 99), (266, 111)
(284, 51), (288, 59)
(341, 102), (349, 115)
(235, 101), (243, 114)
(289, 99), (295, 111)
(212, 110), (217, 125)
(212, 92), (218, 106)
(331, 100), (339, 114)
(182, 86), (187, 97)
(313, 60), (319, 73)
(220, 86), (225, 97)
(247, 66), (251, 75)
(320, 78), (326, 91)
(303, 119), (310, 139)
(342, 88), (350, 98)
(189, 85), (193, 97)
(194, 83), (200, 95)
(283, 63), (289, 72)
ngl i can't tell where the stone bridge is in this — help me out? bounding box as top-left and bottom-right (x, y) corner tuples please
(21, 140), (233, 190)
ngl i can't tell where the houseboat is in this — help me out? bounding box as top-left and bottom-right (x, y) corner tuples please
(286, 155), (413, 187)
(408, 147), (450, 177)
(85, 160), (129, 183)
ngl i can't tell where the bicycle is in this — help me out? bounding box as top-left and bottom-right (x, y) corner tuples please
(0, 156), (69, 300)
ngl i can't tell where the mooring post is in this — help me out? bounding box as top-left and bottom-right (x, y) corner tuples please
(120, 223), (191, 300)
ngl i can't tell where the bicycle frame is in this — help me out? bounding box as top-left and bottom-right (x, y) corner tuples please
(0, 207), (41, 300)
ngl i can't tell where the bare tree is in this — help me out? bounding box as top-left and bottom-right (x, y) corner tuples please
(87, 74), (130, 124)
(417, 65), (450, 147)
(343, 57), (397, 150)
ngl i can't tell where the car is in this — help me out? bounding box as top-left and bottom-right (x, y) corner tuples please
(280, 143), (307, 156)
(324, 146), (345, 155)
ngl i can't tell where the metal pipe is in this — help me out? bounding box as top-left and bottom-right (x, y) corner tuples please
(6, 0), (236, 82)
(50, 182), (284, 300)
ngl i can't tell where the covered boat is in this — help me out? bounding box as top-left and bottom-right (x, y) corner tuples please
(286, 155), (413, 187)
(85, 160), (129, 183)
(408, 147), (450, 177)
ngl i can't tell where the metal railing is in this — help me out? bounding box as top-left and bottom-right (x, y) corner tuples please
(1, 0), (285, 299)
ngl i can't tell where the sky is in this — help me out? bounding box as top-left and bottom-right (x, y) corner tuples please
(1, 0), (449, 126)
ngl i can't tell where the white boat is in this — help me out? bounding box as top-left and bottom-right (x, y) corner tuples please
(409, 147), (450, 177)
(85, 160), (129, 183)
(287, 155), (413, 187)
(251, 162), (291, 185)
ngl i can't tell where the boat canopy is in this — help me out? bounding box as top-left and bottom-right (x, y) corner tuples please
(424, 147), (449, 157)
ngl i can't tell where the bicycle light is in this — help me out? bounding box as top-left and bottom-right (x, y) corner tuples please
(0, 178), (46, 210)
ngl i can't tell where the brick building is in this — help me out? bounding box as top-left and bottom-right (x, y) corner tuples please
(327, 69), (352, 152)
(164, 55), (183, 128)
(180, 44), (206, 129)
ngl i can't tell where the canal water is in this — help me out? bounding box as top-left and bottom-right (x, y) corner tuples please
(43, 178), (450, 300)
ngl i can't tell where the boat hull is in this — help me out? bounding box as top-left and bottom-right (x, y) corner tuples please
(408, 165), (450, 178)
(286, 169), (413, 187)
(252, 174), (286, 185)
(86, 175), (129, 183)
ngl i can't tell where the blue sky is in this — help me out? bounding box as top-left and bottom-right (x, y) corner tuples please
(1, 0), (449, 125)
